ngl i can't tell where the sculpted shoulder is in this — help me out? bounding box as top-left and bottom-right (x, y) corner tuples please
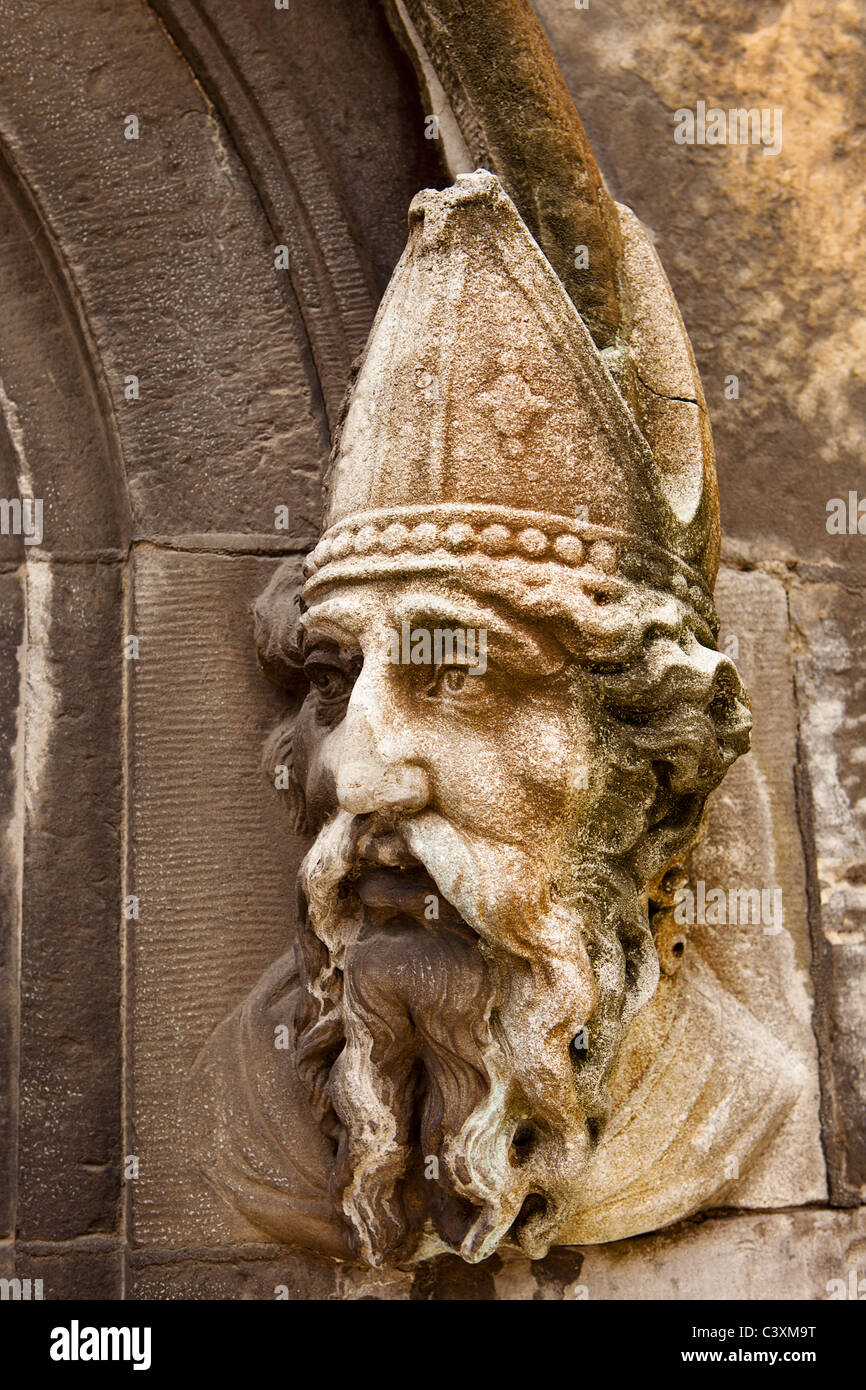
(182, 952), (353, 1262)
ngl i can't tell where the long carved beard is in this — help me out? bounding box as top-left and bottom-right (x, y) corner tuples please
(293, 809), (630, 1267)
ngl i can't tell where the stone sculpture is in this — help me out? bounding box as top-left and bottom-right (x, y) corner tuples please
(185, 170), (805, 1267)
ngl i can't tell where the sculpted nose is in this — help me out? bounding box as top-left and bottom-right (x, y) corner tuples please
(336, 760), (430, 815)
(334, 671), (431, 815)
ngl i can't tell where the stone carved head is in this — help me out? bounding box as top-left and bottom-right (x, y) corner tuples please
(189, 172), (773, 1267)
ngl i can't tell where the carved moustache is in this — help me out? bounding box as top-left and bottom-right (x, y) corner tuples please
(296, 809), (599, 1266)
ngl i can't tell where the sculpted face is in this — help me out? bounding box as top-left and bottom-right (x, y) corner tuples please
(295, 578), (598, 858)
(287, 575), (663, 1265)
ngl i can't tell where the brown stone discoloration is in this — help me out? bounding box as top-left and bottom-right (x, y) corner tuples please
(0, 570), (24, 1242)
(395, 0), (626, 351)
(17, 563), (124, 1243)
(534, 0), (866, 572)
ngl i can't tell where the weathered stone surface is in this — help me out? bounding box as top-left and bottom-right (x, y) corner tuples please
(151, 0), (446, 432)
(0, 0), (326, 541)
(129, 1248), (339, 1302)
(128, 1244), (585, 1300)
(492, 1247), (589, 1301)
(535, 0), (866, 572)
(125, 1208), (866, 1299)
(14, 1245), (122, 1300)
(0, 570), (23, 1241)
(576, 1208), (866, 1301)
(16, 562), (123, 1241)
(687, 565), (825, 1209)
(0, 142), (128, 558)
(128, 549), (302, 1248)
(790, 579), (866, 1203)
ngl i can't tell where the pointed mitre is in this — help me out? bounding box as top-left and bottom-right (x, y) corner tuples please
(302, 170), (719, 638)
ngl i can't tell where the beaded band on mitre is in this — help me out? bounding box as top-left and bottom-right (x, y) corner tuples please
(300, 504), (718, 638)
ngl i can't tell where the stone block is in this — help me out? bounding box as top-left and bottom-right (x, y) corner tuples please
(688, 565), (826, 1208)
(16, 562), (123, 1240)
(128, 1248), (338, 1301)
(128, 549), (302, 1248)
(577, 1208), (866, 1300)
(0, 570), (23, 1241)
(14, 1245), (122, 1300)
(790, 578), (866, 1202)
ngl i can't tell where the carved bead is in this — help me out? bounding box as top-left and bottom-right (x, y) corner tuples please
(409, 522), (439, 552)
(354, 525), (378, 554)
(381, 522), (409, 553)
(517, 527), (547, 556)
(443, 522), (476, 551)
(480, 524), (511, 553)
(588, 539), (617, 572)
(553, 533), (585, 565)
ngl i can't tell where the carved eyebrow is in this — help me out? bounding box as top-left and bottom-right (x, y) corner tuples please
(298, 607), (363, 648)
(301, 591), (568, 675)
(392, 594), (567, 675)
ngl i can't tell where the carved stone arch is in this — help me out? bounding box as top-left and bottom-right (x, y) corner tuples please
(0, 0), (327, 542)
(0, 138), (130, 556)
(148, 0), (447, 431)
(0, 119), (133, 1257)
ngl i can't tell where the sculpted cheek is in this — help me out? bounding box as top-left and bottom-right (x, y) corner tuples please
(307, 744), (343, 824)
(290, 701), (316, 790)
(293, 701), (341, 821)
(508, 705), (593, 818)
(518, 721), (573, 790)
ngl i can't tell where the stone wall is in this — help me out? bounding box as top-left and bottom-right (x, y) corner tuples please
(0, 0), (863, 1299)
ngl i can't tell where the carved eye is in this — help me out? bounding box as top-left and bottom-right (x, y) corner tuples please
(430, 665), (486, 700)
(311, 668), (346, 698)
(304, 660), (354, 702)
(441, 668), (467, 695)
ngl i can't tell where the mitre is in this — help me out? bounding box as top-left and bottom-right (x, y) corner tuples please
(302, 168), (719, 646)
